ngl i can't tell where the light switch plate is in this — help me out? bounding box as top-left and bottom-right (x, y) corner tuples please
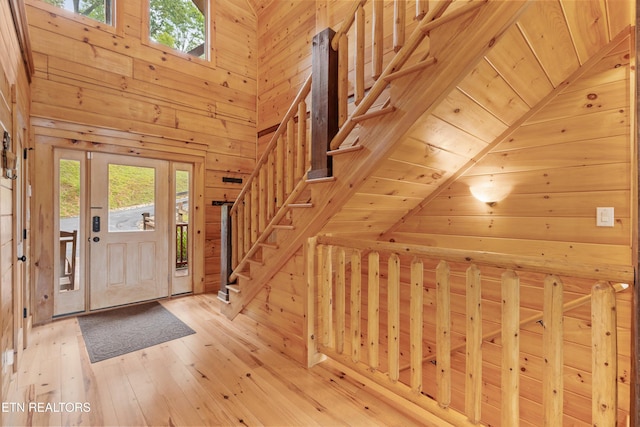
(596, 207), (614, 227)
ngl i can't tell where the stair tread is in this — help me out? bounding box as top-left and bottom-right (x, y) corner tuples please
(235, 271), (251, 280)
(217, 295), (231, 304)
(258, 242), (279, 249)
(327, 145), (363, 156)
(226, 284), (241, 293)
(306, 176), (337, 183)
(351, 105), (396, 123)
(273, 224), (295, 230)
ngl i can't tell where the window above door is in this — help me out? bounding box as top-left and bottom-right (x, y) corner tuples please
(146, 0), (209, 61)
(38, 0), (115, 25)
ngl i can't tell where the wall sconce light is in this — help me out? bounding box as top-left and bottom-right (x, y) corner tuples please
(469, 182), (511, 207)
(1, 131), (17, 180)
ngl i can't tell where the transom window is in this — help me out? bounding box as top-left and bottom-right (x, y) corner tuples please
(40, 0), (114, 25)
(149, 0), (208, 59)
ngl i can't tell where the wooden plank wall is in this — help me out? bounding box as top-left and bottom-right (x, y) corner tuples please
(0, 0), (32, 418)
(24, 0), (258, 316)
(388, 37), (634, 267)
(247, 0), (425, 364)
(243, 248), (307, 364)
(247, 0), (321, 360)
(256, 0), (422, 155)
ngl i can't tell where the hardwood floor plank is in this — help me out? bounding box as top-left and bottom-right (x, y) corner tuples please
(6, 294), (448, 426)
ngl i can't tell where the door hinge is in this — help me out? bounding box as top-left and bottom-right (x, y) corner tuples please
(23, 229), (27, 240)
(23, 308), (27, 319)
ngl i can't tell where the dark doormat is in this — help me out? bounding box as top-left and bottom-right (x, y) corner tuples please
(78, 301), (195, 363)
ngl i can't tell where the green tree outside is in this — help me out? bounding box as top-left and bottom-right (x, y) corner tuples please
(40, 0), (112, 24)
(149, 0), (205, 55)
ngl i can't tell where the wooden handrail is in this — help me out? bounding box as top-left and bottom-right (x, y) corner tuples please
(311, 236), (629, 424)
(331, 0), (368, 50)
(398, 281), (630, 371)
(230, 74), (312, 215)
(315, 235), (635, 283)
(229, 173), (310, 282)
(329, 0), (484, 150)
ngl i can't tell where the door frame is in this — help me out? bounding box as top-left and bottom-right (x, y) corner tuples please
(88, 152), (170, 311)
(33, 138), (206, 324)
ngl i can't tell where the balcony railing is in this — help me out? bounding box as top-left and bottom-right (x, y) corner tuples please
(176, 222), (188, 269)
(307, 236), (633, 426)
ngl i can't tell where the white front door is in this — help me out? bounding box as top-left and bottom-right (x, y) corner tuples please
(89, 153), (169, 310)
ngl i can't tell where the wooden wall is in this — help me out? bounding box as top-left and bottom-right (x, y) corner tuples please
(0, 0), (32, 418)
(255, 0), (423, 154)
(387, 36), (634, 267)
(24, 0), (258, 321)
(243, 1), (637, 421)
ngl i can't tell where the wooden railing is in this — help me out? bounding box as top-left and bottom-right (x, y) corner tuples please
(329, 0), (486, 151)
(229, 75), (312, 280)
(227, 0), (476, 283)
(307, 236), (633, 426)
(176, 222), (188, 269)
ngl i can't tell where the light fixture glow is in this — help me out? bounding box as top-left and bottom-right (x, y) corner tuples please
(469, 183), (511, 206)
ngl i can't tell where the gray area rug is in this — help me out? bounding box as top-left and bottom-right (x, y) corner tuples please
(78, 302), (195, 363)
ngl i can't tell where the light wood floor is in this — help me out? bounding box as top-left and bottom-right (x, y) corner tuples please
(4, 294), (449, 426)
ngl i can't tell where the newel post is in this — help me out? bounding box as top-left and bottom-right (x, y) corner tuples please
(308, 28), (338, 180)
(218, 203), (233, 302)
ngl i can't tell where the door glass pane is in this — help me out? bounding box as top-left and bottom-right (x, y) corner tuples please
(59, 159), (81, 292)
(175, 169), (189, 275)
(108, 164), (155, 232)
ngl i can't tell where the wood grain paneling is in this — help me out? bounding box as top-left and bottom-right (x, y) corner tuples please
(0, 0), (31, 413)
(25, 0), (258, 317)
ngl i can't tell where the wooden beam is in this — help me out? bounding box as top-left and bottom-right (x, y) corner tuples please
(320, 244), (333, 348)
(350, 250), (362, 364)
(368, 251), (380, 371)
(465, 264), (482, 423)
(542, 275), (563, 426)
(592, 281), (618, 426)
(409, 257), (423, 394)
(335, 247), (346, 354)
(308, 28), (337, 180)
(305, 237), (318, 367)
(436, 260), (451, 408)
(387, 253), (400, 382)
(372, 0), (384, 79)
(393, 0), (406, 52)
(633, 6), (640, 425)
(501, 270), (520, 426)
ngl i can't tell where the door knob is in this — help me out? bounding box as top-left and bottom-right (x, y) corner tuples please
(92, 237), (100, 242)
(17, 255), (26, 262)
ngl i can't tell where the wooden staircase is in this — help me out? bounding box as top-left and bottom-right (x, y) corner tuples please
(220, 0), (532, 319)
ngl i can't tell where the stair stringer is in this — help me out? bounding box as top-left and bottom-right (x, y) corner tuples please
(221, 0), (531, 320)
